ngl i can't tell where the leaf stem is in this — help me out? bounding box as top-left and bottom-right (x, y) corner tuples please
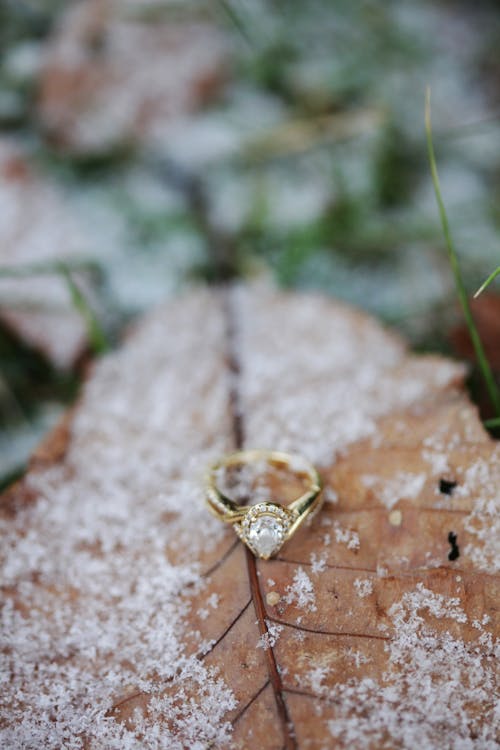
(425, 87), (500, 417)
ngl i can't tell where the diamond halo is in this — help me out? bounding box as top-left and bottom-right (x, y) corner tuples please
(236, 502), (293, 559)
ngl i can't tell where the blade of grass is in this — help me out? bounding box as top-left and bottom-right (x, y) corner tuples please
(474, 265), (500, 298)
(0, 259), (102, 279)
(425, 86), (500, 417)
(56, 263), (109, 355)
(483, 417), (500, 428)
(215, 0), (254, 45)
(0, 260), (109, 355)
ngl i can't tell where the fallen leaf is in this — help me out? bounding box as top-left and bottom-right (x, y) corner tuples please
(0, 140), (89, 368)
(450, 293), (500, 371)
(1, 282), (498, 749)
(37, 0), (227, 154)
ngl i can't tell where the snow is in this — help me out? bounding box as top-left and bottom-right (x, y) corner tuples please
(353, 578), (373, 598)
(322, 519), (361, 551)
(310, 551), (327, 574)
(0, 288), (236, 748)
(234, 282), (466, 468)
(456, 449), (500, 573)
(361, 470), (426, 509)
(257, 620), (283, 650)
(319, 584), (498, 748)
(323, 486), (339, 504)
(285, 567), (317, 612)
(344, 648), (371, 668)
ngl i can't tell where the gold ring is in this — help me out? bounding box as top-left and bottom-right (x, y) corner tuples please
(204, 449), (323, 559)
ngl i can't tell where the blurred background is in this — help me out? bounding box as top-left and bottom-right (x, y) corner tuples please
(0, 0), (499, 487)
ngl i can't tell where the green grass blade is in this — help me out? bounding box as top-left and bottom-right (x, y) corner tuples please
(0, 260), (109, 355)
(57, 263), (109, 355)
(0, 260), (101, 279)
(425, 87), (500, 417)
(474, 265), (500, 298)
(216, 0), (254, 45)
(483, 417), (500, 428)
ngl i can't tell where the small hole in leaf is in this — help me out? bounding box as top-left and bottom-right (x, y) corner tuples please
(448, 531), (460, 561)
(439, 478), (457, 495)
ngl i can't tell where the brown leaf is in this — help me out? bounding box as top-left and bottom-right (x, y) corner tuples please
(449, 293), (500, 418)
(1, 282), (498, 749)
(0, 140), (89, 368)
(37, 0), (227, 154)
(450, 293), (500, 371)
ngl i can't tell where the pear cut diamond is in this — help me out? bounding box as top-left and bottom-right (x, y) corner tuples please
(237, 502), (292, 559)
(247, 515), (283, 558)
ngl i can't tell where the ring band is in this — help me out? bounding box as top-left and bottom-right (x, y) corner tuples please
(204, 449), (323, 559)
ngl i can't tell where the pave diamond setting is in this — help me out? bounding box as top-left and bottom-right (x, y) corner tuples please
(236, 502), (293, 559)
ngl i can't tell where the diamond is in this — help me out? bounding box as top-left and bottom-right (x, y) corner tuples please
(237, 503), (292, 559)
(247, 515), (284, 558)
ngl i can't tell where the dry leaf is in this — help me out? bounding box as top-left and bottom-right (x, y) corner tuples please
(0, 140), (89, 368)
(451, 293), (500, 371)
(38, 0), (226, 153)
(1, 282), (498, 749)
(450, 293), (500, 418)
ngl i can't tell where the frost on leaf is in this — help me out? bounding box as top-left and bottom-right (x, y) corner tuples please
(0, 140), (89, 368)
(1, 282), (497, 749)
(324, 585), (498, 749)
(38, 0), (226, 154)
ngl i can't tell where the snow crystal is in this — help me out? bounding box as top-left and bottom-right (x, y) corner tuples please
(285, 567), (317, 612)
(455, 450), (500, 573)
(207, 593), (219, 610)
(323, 486), (339, 503)
(361, 470), (426, 509)
(422, 447), (450, 476)
(197, 594), (218, 621)
(344, 648), (372, 668)
(353, 578), (373, 598)
(310, 551), (328, 574)
(332, 520), (360, 551)
(307, 665), (330, 695)
(257, 620), (284, 650)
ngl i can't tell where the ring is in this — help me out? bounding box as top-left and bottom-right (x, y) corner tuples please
(204, 449), (323, 559)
